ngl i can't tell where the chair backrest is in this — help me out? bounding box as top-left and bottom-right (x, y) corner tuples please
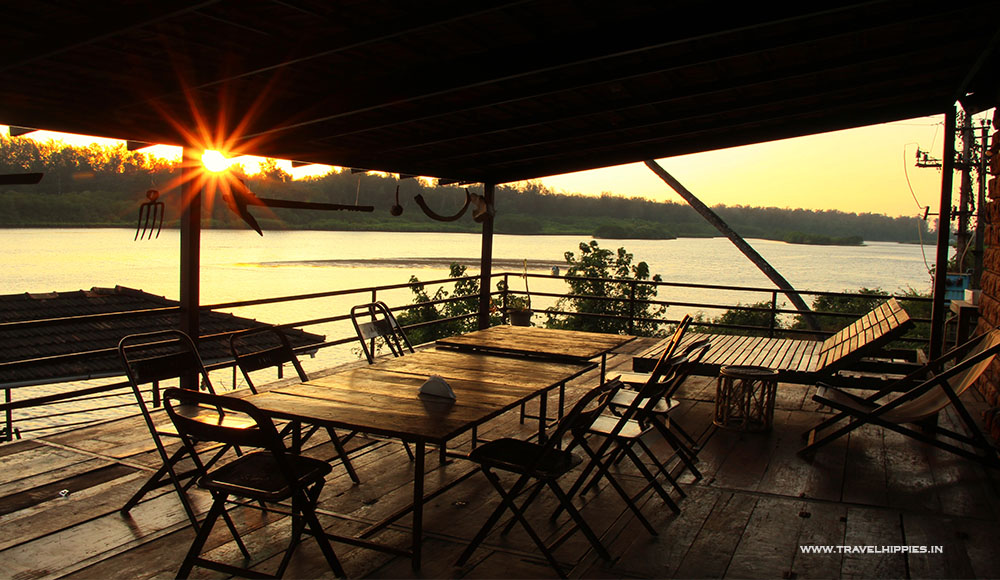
(660, 338), (711, 400)
(814, 297), (912, 373)
(350, 301), (414, 363)
(645, 315), (692, 385)
(230, 326), (308, 393)
(882, 329), (1000, 424)
(164, 387), (277, 447)
(551, 378), (624, 451)
(119, 329), (216, 440)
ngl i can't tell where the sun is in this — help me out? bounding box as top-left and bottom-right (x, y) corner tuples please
(201, 150), (232, 173)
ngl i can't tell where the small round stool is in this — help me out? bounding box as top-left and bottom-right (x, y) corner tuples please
(714, 365), (779, 432)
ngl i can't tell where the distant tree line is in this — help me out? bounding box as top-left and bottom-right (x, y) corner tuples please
(0, 136), (929, 243)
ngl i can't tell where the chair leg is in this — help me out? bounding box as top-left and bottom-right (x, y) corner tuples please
(574, 439), (658, 536)
(654, 421), (702, 480)
(325, 427), (361, 484)
(456, 469), (531, 567)
(176, 494), (227, 579)
(299, 486), (346, 578)
(123, 446), (202, 529)
(621, 443), (681, 514)
(546, 479), (611, 561)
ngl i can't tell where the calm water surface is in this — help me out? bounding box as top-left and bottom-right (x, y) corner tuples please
(1, 228), (935, 435)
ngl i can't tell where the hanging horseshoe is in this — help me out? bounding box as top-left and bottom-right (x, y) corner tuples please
(414, 188), (472, 222)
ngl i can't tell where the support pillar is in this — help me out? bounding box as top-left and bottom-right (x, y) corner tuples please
(477, 183), (496, 330)
(930, 106), (957, 359)
(179, 148), (201, 343)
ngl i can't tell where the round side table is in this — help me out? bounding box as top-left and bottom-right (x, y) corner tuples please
(714, 365), (779, 432)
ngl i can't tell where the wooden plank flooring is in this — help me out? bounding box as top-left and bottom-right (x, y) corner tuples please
(2, 337), (1000, 579)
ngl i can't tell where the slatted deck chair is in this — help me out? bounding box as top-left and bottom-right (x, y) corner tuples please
(163, 388), (345, 579)
(800, 329), (1000, 468)
(455, 379), (627, 578)
(118, 330), (254, 530)
(633, 298), (915, 386)
(350, 301), (414, 364)
(231, 326), (360, 484)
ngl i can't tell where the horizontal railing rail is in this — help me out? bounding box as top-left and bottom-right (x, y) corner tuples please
(0, 270), (937, 441)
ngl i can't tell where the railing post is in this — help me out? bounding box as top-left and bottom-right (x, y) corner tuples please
(769, 292), (778, 338)
(2, 387), (14, 441)
(502, 273), (510, 323)
(628, 280), (637, 334)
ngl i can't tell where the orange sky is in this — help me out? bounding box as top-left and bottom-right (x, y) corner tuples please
(4, 113), (985, 218)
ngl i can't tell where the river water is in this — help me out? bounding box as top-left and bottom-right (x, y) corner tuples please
(0, 228), (936, 437)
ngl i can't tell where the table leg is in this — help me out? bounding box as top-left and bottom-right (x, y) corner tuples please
(538, 392), (548, 444)
(411, 440), (424, 571)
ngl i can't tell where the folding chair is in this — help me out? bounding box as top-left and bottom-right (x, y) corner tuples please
(609, 338), (713, 479)
(800, 329), (1000, 468)
(118, 330), (253, 529)
(350, 301), (414, 364)
(562, 352), (698, 519)
(231, 326), (360, 483)
(163, 388), (345, 579)
(456, 379), (628, 578)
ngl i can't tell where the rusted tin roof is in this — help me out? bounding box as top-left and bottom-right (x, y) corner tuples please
(0, 286), (325, 387)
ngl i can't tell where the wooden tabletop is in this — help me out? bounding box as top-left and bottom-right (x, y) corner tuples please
(245, 349), (594, 444)
(435, 325), (636, 361)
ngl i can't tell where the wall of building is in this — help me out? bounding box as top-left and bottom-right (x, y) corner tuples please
(977, 109), (1000, 441)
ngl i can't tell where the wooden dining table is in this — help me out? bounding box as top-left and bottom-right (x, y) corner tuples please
(243, 347), (595, 570)
(436, 324), (637, 380)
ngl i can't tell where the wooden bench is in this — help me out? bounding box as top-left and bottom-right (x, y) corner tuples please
(633, 298), (915, 386)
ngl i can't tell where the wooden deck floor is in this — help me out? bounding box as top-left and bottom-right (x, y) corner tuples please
(3, 338), (1000, 579)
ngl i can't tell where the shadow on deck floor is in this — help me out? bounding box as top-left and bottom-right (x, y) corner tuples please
(2, 337), (1000, 579)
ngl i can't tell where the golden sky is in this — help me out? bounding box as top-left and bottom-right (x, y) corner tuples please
(4, 113), (979, 218)
(536, 115), (960, 218)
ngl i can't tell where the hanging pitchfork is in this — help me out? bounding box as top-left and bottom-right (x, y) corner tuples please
(134, 189), (164, 240)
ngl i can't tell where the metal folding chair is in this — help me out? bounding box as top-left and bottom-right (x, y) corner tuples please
(350, 301), (414, 364)
(164, 388), (345, 579)
(118, 330), (251, 529)
(456, 379), (628, 578)
(231, 326), (360, 483)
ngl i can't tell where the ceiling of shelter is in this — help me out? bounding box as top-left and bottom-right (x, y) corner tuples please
(2, 0), (998, 184)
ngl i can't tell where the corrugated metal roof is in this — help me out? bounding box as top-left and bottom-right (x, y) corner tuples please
(0, 286), (325, 386)
(2, 1), (996, 184)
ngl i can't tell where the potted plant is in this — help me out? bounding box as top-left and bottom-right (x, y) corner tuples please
(508, 294), (533, 326)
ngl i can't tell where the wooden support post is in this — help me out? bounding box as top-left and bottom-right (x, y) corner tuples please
(930, 107), (957, 359)
(179, 148), (201, 343)
(477, 183), (496, 330)
(644, 160), (821, 330)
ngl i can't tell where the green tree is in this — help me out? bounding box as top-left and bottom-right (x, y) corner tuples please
(395, 263), (502, 344)
(791, 288), (890, 332)
(694, 300), (781, 335)
(544, 240), (665, 336)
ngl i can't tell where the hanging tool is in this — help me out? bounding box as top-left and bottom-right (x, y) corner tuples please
(134, 189), (164, 240)
(391, 184), (404, 216)
(414, 188), (472, 221)
(0, 172), (43, 185)
(223, 178), (374, 236)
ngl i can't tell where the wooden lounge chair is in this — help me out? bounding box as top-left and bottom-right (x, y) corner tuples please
(800, 329), (1000, 468)
(633, 298), (915, 385)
